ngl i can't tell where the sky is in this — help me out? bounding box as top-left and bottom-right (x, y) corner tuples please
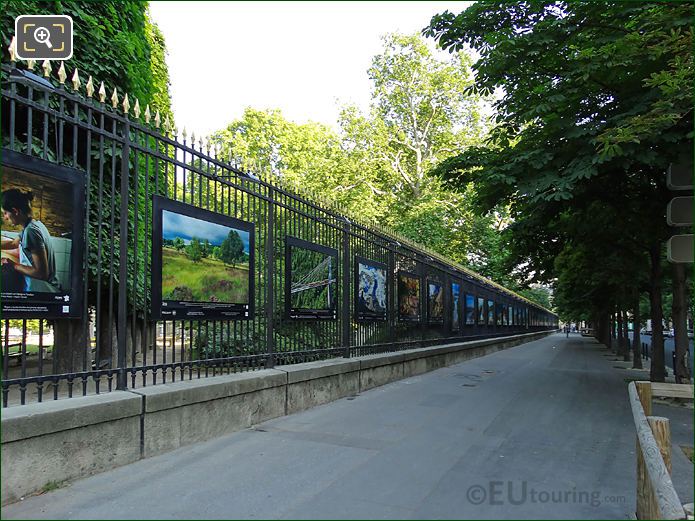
(148, 1), (473, 137)
(162, 210), (251, 252)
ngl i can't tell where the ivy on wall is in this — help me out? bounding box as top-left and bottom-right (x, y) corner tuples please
(1, 0), (173, 122)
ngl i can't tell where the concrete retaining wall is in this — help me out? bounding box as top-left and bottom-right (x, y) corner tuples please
(1, 391), (142, 505)
(1, 330), (553, 505)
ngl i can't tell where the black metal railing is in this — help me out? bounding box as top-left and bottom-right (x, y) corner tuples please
(1, 59), (558, 407)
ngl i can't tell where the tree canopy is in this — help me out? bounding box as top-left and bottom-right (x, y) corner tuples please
(425, 0), (693, 380)
(211, 33), (527, 290)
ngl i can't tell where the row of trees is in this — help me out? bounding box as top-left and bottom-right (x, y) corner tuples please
(210, 33), (550, 306)
(425, 1), (693, 382)
(164, 230), (246, 267)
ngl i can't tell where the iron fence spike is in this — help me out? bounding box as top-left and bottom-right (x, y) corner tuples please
(98, 81), (106, 103)
(42, 60), (52, 78)
(111, 87), (119, 108)
(71, 68), (81, 91)
(86, 76), (94, 98)
(57, 62), (67, 84)
(8, 36), (17, 62)
(122, 93), (130, 114)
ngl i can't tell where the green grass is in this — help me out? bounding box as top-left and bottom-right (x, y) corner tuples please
(6, 344), (52, 355)
(39, 480), (65, 494)
(162, 247), (249, 303)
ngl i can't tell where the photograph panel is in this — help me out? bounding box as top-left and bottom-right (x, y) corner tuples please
(451, 282), (460, 329)
(356, 257), (387, 321)
(477, 296), (485, 325)
(152, 196), (254, 320)
(1, 152), (85, 318)
(465, 293), (476, 325)
(427, 280), (444, 324)
(397, 271), (420, 322)
(286, 237), (338, 319)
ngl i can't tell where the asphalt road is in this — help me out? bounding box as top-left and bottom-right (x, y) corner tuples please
(3, 333), (693, 519)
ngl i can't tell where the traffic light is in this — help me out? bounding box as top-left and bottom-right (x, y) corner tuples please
(666, 154), (693, 264)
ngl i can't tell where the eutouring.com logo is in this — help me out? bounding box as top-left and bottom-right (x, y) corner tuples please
(466, 481), (626, 508)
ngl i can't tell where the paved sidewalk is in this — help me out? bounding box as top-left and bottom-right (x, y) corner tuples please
(4, 333), (690, 519)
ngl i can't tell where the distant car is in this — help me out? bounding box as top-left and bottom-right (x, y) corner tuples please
(640, 328), (652, 335)
(689, 330), (694, 339)
(666, 328), (675, 338)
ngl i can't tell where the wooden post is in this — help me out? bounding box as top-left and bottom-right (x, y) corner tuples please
(647, 416), (672, 475)
(629, 382), (685, 520)
(636, 381), (652, 416)
(636, 439), (655, 520)
(645, 416), (673, 519)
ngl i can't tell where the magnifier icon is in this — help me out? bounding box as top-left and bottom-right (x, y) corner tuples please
(34, 26), (53, 49)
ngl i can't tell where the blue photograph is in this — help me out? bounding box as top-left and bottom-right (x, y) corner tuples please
(356, 258), (387, 320)
(451, 282), (460, 329)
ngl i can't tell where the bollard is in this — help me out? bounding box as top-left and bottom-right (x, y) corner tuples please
(672, 351), (676, 372)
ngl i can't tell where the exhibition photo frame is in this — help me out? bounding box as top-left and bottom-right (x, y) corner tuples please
(1, 150), (85, 319)
(151, 195), (255, 320)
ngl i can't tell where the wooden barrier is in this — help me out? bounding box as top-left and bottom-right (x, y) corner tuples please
(629, 381), (690, 519)
(650, 382), (695, 401)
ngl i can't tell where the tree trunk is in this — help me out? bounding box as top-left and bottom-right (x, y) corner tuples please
(611, 311), (618, 352)
(96, 307), (117, 369)
(632, 295), (643, 369)
(671, 263), (690, 383)
(52, 318), (89, 374)
(616, 309), (625, 356)
(593, 314), (606, 345)
(126, 316), (145, 366)
(598, 312), (611, 348)
(649, 245), (666, 382)
(622, 309), (630, 361)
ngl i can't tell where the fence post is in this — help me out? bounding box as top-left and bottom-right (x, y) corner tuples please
(647, 416), (672, 475)
(265, 186), (275, 368)
(387, 247), (395, 345)
(116, 117), (130, 390)
(419, 256), (426, 347)
(342, 219), (351, 358)
(636, 381), (652, 416)
(644, 416), (672, 519)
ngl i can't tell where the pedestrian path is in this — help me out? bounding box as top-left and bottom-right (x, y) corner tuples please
(3, 333), (691, 519)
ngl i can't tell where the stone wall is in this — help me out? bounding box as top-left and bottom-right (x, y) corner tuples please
(1, 330), (554, 505)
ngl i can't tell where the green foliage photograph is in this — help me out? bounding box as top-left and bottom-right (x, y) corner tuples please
(288, 243), (336, 313)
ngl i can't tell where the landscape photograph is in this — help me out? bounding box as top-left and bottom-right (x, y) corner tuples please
(161, 209), (251, 305)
